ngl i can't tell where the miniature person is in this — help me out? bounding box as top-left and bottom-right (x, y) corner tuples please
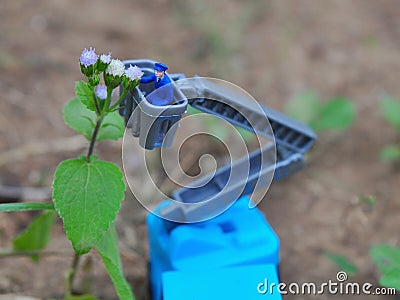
(140, 62), (174, 106)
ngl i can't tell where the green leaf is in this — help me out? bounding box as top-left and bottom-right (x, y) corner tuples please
(380, 145), (400, 163)
(98, 110), (125, 141)
(63, 98), (124, 141)
(285, 91), (321, 125)
(96, 224), (135, 300)
(370, 244), (400, 274)
(76, 81), (96, 112)
(379, 268), (400, 290)
(65, 295), (100, 300)
(52, 156), (126, 254)
(13, 211), (56, 261)
(64, 98), (96, 140)
(311, 97), (356, 132)
(325, 252), (358, 276)
(380, 96), (400, 131)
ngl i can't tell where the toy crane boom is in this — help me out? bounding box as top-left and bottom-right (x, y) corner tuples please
(120, 59), (316, 223)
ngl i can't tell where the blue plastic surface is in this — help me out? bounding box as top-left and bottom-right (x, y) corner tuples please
(147, 196), (280, 300)
(163, 264), (282, 300)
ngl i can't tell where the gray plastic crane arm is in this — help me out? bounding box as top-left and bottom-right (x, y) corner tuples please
(159, 77), (316, 222)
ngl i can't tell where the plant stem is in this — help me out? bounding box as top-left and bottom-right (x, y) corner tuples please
(66, 252), (81, 297)
(102, 86), (113, 113)
(0, 202), (54, 212)
(109, 88), (129, 112)
(86, 118), (102, 160)
(93, 94), (102, 115)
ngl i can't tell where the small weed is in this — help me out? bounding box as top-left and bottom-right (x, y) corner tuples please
(325, 252), (358, 276)
(379, 96), (400, 163)
(370, 244), (400, 290)
(285, 91), (356, 132)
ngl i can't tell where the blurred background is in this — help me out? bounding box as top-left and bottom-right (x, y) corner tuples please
(0, 0), (399, 299)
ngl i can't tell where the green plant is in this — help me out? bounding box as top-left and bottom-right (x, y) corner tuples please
(284, 91), (356, 132)
(379, 96), (400, 163)
(325, 252), (358, 276)
(370, 244), (400, 290)
(325, 194), (400, 291)
(0, 48), (143, 299)
(326, 246), (400, 291)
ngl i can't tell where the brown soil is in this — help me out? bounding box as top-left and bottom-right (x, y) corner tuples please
(1, 0), (399, 299)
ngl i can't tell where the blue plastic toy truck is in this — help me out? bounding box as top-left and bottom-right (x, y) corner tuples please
(120, 59), (316, 300)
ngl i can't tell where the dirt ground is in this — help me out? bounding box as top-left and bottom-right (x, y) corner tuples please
(0, 0), (400, 299)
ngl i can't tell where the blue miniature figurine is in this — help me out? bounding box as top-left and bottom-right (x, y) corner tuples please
(140, 62), (174, 106)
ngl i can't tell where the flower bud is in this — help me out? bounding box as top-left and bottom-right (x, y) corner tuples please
(95, 84), (107, 100)
(96, 52), (112, 72)
(123, 64), (143, 91)
(104, 59), (124, 89)
(79, 47), (98, 77)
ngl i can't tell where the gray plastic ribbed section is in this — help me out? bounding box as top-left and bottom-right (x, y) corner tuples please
(161, 150), (304, 222)
(180, 77), (316, 154)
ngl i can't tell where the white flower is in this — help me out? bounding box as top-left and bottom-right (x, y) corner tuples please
(125, 64), (144, 81)
(105, 59), (124, 77)
(100, 52), (111, 64)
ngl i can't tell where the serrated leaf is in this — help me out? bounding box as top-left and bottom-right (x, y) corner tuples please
(380, 96), (400, 131)
(285, 91), (321, 125)
(76, 81), (96, 112)
(13, 211), (56, 261)
(52, 156), (126, 254)
(325, 252), (358, 276)
(370, 244), (400, 274)
(379, 268), (400, 290)
(311, 97), (356, 132)
(96, 224), (135, 300)
(63, 98), (124, 141)
(380, 145), (400, 163)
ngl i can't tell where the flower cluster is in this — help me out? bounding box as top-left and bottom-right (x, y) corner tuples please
(79, 47), (143, 90)
(78, 47), (144, 114)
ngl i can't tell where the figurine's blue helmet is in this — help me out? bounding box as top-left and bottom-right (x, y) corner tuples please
(154, 62), (168, 72)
